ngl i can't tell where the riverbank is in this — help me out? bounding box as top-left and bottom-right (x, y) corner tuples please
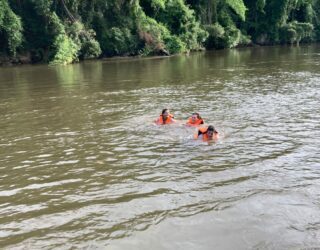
(0, 51), (181, 67)
(0, 54), (31, 66)
(0, 42), (311, 67)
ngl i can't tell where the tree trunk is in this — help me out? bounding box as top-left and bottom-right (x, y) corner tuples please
(60, 0), (76, 22)
(207, 0), (212, 24)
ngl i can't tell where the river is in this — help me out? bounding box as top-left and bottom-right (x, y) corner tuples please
(0, 45), (320, 249)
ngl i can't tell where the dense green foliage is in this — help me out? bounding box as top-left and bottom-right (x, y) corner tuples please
(0, 0), (23, 55)
(1, 0), (320, 64)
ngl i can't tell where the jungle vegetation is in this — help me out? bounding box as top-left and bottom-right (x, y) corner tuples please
(0, 0), (318, 64)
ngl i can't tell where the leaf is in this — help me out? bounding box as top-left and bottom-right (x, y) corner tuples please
(225, 0), (247, 21)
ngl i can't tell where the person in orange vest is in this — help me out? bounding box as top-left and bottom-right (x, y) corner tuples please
(194, 125), (219, 141)
(155, 109), (176, 125)
(186, 112), (204, 126)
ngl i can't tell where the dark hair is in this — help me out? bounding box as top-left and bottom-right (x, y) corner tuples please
(192, 112), (201, 119)
(192, 113), (203, 124)
(207, 125), (217, 133)
(162, 109), (169, 115)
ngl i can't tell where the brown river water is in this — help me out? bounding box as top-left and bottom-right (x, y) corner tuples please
(0, 45), (320, 249)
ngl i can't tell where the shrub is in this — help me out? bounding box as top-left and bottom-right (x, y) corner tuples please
(280, 21), (313, 44)
(205, 22), (247, 49)
(68, 21), (101, 59)
(204, 23), (225, 49)
(164, 34), (185, 54)
(0, 0), (23, 55)
(100, 27), (139, 56)
(50, 33), (79, 65)
(155, 0), (207, 50)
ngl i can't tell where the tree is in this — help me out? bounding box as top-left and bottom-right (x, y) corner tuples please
(0, 0), (23, 55)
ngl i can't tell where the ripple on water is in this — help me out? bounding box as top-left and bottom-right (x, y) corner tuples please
(1, 47), (320, 249)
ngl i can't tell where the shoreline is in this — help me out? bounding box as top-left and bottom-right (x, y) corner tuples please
(0, 42), (315, 67)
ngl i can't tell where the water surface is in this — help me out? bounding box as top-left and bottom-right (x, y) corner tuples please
(0, 45), (320, 249)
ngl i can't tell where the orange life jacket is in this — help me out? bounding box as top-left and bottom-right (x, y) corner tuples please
(155, 114), (175, 125)
(194, 127), (218, 141)
(186, 117), (204, 126)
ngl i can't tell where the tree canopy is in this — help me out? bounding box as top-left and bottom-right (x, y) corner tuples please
(0, 0), (319, 64)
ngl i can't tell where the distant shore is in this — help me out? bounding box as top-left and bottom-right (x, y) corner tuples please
(0, 42), (312, 67)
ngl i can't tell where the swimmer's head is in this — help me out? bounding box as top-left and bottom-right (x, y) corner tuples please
(207, 125), (217, 137)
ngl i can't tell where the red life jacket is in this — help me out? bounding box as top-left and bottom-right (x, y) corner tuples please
(155, 114), (175, 125)
(194, 127), (218, 141)
(186, 117), (204, 126)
